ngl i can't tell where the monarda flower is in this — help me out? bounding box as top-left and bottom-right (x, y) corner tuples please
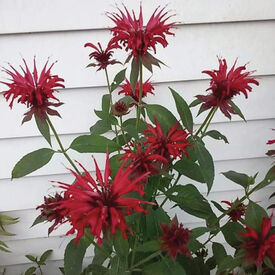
(57, 154), (152, 244)
(2, 58), (64, 123)
(118, 78), (154, 103)
(84, 41), (120, 71)
(221, 200), (246, 222)
(111, 101), (129, 117)
(120, 143), (167, 178)
(159, 216), (191, 259)
(36, 193), (67, 235)
(143, 119), (190, 161)
(197, 58), (259, 119)
(108, 5), (175, 59)
(239, 214), (275, 266)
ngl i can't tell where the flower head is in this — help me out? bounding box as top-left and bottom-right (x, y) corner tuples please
(143, 119), (190, 161)
(2, 58), (64, 122)
(197, 58), (259, 119)
(36, 193), (67, 235)
(118, 78), (154, 103)
(120, 143), (168, 178)
(84, 41), (120, 71)
(239, 214), (275, 266)
(111, 101), (129, 117)
(108, 5), (175, 58)
(159, 216), (191, 259)
(221, 200), (246, 222)
(57, 154), (151, 244)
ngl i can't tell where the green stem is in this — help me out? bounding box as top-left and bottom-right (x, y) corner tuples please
(159, 173), (181, 208)
(201, 107), (217, 137)
(130, 251), (161, 270)
(136, 60), (143, 130)
(119, 116), (128, 145)
(194, 107), (216, 137)
(130, 217), (140, 268)
(90, 239), (113, 260)
(46, 117), (81, 175)
(38, 265), (43, 275)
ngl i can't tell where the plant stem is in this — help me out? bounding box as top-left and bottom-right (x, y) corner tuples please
(90, 239), (113, 260)
(38, 266), (43, 275)
(194, 107), (216, 137)
(46, 117), (81, 175)
(201, 107), (217, 137)
(130, 251), (161, 270)
(159, 173), (181, 208)
(119, 116), (128, 145)
(136, 60), (143, 130)
(130, 217), (140, 268)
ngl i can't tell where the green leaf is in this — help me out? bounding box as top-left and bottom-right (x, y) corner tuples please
(35, 114), (51, 146)
(109, 154), (122, 178)
(0, 229), (14, 236)
(123, 118), (147, 132)
(124, 124), (139, 140)
(102, 94), (111, 114)
(59, 267), (65, 274)
(70, 134), (120, 153)
(170, 88), (193, 132)
(146, 104), (178, 134)
(254, 165), (275, 191)
(264, 256), (275, 271)
(110, 68), (127, 92)
(174, 158), (204, 183)
(211, 201), (226, 213)
(130, 57), (139, 91)
(230, 100), (246, 121)
(218, 256), (241, 272)
(39, 249), (53, 264)
(143, 259), (186, 275)
(64, 235), (93, 275)
(191, 227), (210, 238)
(24, 266), (36, 275)
(194, 142), (215, 193)
(141, 52), (164, 72)
(222, 170), (251, 189)
(108, 255), (128, 275)
(136, 240), (161, 253)
(221, 222), (245, 248)
(12, 148), (55, 178)
(90, 120), (111, 135)
(94, 110), (118, 125)
(81, 264), (108, 275)
(204, 130), (229, 144)
(25, 255), (37, 263)
(212, 242), (227, 265)
(245, 201), (268, 232)
(0, 214), (19, 225)
(31, 215), (47, 227)
(189, 98), (201, 108)
(113, 231), (129, 257)
(0, 240), (10, 252)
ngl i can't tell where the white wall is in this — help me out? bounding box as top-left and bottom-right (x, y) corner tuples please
(0, 0), (274, 273)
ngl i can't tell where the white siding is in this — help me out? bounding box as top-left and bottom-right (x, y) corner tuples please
(0, 0), (274, 272)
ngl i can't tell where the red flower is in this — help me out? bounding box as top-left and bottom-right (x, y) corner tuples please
(120, 143), (167, 178)
(2, 58), (64, 122)
(111, 101), (129, 117)
(36, 193), (67, 235)
(240, 214), (275, 266)
(118, 78), (154, 103)
(84, 41), (120, 71)
(221, 200), (246, 222)
(57, 154), (152, 244)
(267, 140), (275, 145)
(159, 216), (191, 259)
(143, 119), (190, 160)
(197, 58), (259, 119)
(108, 5), (175, 58)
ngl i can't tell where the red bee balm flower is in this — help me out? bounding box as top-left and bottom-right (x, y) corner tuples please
(108, 5), (175, 58)
(57, 154), (152, 244)
(143, 120), (190, 160)
(267, 139), (275, 145)
(84, 41), (120, 71)
(118, 78), (154, 103)
(197, 58), (259, 119)
(36, 193), (67, 235)
(2, 58), (64, 122)
(160, 216), (191, 259)
(221, 200), (246, 222)
(111, 101), (129, 117)
(120, 143), (168, 178)
(239, 214), (275, 265)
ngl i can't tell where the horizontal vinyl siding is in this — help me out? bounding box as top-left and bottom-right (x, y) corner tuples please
(0, 0), (274, 271)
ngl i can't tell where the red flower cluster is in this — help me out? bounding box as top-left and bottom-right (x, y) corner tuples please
(2, 58), (64, 122)
(57, 154), (152, 243)
(159, 216), (191, 259)
(118, 78), (154, 103)
(240, 214), (275, 265)
(111, 101), (129, 117)
(84, 41), (120, 71)
(36, 193), (67, 235)
(221, 200), (246, 222)
(267, 140), (275, 145)
(143, 120), (190, 160)
(197, 58), (259, 119)
(120, 143), (167, 179)
(108, 5), (175, 58)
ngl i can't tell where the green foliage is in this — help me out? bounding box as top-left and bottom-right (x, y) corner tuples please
(254, 165), (275, 191)
(35, 114), (51, 146)
(230, 100), (246, 121)
(110, 69), (127, 92)
(90, 120), (112, 135)
(222, 170), (252, 189)
(221, 222), (245, 248)
(204, 130), (229, 144)
(12, 148), (55, 178)
(130, 57), (140, 91)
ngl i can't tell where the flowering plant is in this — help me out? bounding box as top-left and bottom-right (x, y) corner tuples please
(2, 4), (275, 275)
